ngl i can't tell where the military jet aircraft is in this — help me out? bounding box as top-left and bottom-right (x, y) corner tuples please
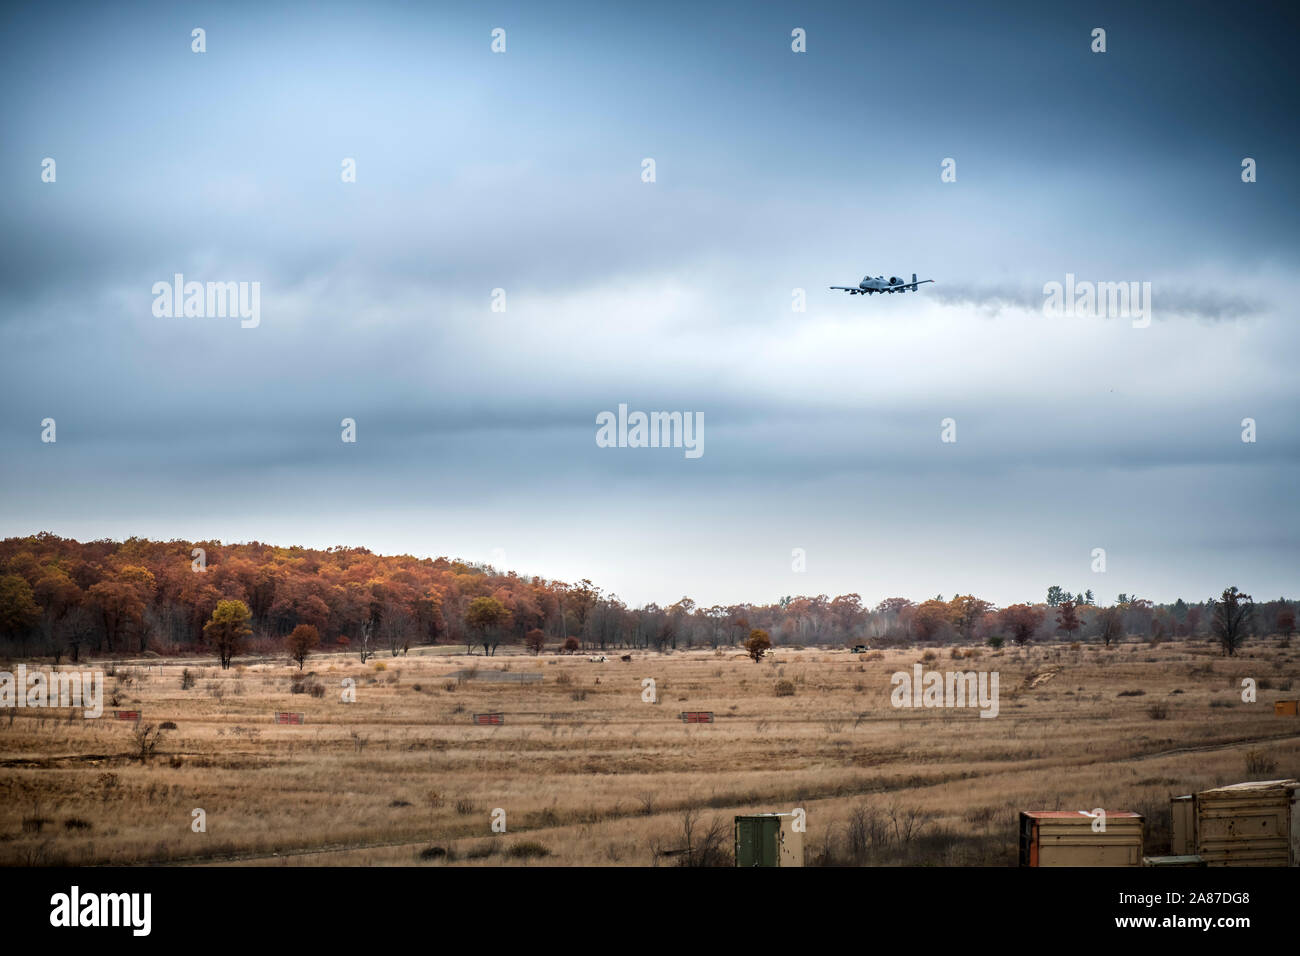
(830, 273), (935, 295)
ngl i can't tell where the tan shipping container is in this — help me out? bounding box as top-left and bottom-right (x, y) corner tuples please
(1275, 700), (1299, 716)
(1192, 779), (1298, 867)
(1170, 794), (1196, 855)
(1019, 811), (1143, 866)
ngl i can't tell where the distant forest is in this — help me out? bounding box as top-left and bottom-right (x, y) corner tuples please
(0, 534), (1292, 662)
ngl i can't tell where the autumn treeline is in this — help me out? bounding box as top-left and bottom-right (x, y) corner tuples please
(0, 534), (1293, 663)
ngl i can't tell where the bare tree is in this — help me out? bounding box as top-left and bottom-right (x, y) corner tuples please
(358, 617), (375, 664)
(887, 800), (931, 852)
(380, 600), (414, 656)
(1096, 605), (1123, 647)
(675, 808), (730, 867)
(59, 605), (96, 664)
(132, 723), (165, 763)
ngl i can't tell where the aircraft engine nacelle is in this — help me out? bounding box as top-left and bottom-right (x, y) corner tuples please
(888, 276), (903, 285)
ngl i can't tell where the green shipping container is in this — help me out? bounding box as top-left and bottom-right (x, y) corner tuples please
(735, 815), (781, 867)
(734, 813), (805, 866)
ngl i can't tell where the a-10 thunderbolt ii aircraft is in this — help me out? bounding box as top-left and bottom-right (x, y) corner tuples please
(830, 272), (935, 295)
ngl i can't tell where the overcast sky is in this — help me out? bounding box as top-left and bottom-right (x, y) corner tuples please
(1, 0), (1296, 609)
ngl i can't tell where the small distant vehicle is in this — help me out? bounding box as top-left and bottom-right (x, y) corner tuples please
(831, 272), (935, 296)
(588, 655), (607, 663)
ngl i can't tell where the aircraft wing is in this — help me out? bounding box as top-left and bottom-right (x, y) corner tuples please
(910, 279), (936, 286)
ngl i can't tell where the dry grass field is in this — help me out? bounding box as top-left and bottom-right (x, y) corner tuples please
(2, 639), (1297, 867)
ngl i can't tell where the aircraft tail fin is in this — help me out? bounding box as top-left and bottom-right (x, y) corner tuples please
(911, 273), (918, 292)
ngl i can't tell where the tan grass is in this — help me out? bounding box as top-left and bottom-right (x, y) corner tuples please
(1, 640), (1296, 865)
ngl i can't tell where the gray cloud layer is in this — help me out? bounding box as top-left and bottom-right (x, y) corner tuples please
(1, 0), (1297, 607)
